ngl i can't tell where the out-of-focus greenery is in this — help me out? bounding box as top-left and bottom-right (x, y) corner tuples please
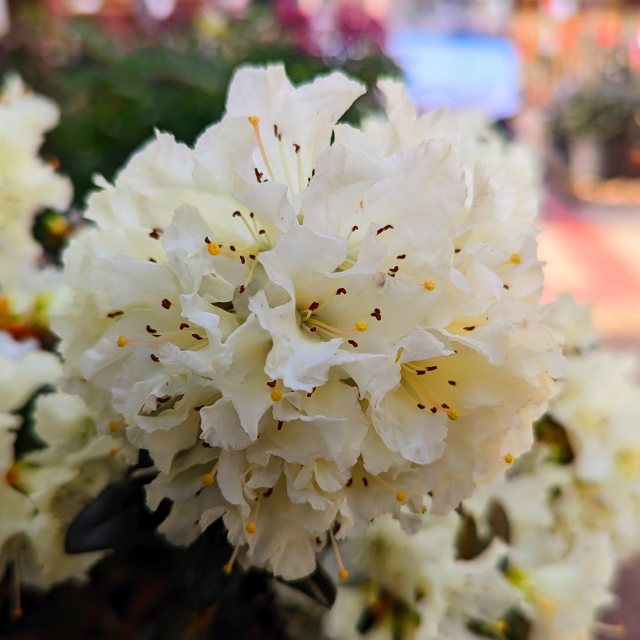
(0, 5), (399, 206)
(552, 85), (640, 144)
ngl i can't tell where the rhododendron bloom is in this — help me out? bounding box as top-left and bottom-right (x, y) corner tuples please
(55, 65), (562, 579)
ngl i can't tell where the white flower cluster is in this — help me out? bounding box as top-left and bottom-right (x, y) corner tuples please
(325, 513), (522, 640)
(0, 75), (72, 345)
(0, 330), (127, 618)
(1, 356), (124, 600)
(0, 75), (71, 272)
(325, 505), (616, 640)
(55, 65), (562, 579)
(0, 78), (124, 616)
(327, 296), (637, 640)
(539, 296), (640, 561)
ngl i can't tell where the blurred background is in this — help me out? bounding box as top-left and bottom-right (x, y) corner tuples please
(1, 2), (639, 635)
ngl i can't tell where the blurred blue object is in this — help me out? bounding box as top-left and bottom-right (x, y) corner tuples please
(388, 30), (522, 120)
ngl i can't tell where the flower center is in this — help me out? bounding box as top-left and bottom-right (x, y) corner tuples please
(400, 361), (460, 421)
(298, 291), (371, 348)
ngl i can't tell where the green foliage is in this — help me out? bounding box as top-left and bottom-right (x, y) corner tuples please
(552, 85), (640, 144)
(1, 9), (399, 206)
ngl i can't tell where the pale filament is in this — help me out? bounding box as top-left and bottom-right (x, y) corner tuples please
(248, 116), (276, 182)
(245, 497), (262, 534)
(223, 545), (241, 575)
(306, 318), (365, 336)
(118, 330), (208, 351)
(276, 135), (295, 192)
(329, 527), (349, 580)
(401, 366), (459, 420)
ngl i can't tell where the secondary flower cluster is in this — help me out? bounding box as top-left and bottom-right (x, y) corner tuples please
(0, 77), (125, 617)
(0, 75), (71, 273)
(55, 65), (562, 579)
(326, 297), (636, 640)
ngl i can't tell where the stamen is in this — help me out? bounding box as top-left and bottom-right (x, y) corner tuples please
(245, 497), (261, 534)
(270, 381), (283, 402)
(295, 145), (304, 191)
(423, 279), (436, 291)
(201, 462), (218, 486)
(503, 453), (514, 464)
(248, 116), (276, 181)
(329, 528), (349, 581)
(401, 366), (460, 421)
(232, 210), (262, 244)
(117, 329), (207, 351)
(240, 257), (259, 295)
(223, 545), (240, 575)
(371, 474), (407, 503)
(207, 242), (221, 256)
(509, 253), (521, 265)
(276, 132), (294, 191)
(306, 318), (367, 337)
(108, 420), (124, 433)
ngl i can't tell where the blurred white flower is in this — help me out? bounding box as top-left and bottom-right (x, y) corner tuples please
(0, 75), (71, 268)
(324, 512), (521, 640)
(1, 391), (125, 603)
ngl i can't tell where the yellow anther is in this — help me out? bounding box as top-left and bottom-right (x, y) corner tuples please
(245, 522), (257, 534)
(538, 597), (555, 612)
(223, 546), (240, 575)
(201, 473), (216, 486)
(355, 321), (368, 332)
(509, 253), (521, 265)
(270, 388), (283, 402)
(395, 491), (407, 503)
(108, 420), (123, 433)
(5, 465), (19, 486)
(421, 506), (428, 514)
(207, 242), (221, 256)
(422, 279), (436, 291)
(9, 607), (23, 621)
(117, 336), (128, 347)
(505, 565), (529, 589)
(248, 115), (260, 127)
(338, 568), (349, 580)
(47, 216), (69, 236)
(446, 408), (460, 421)
(503, 453), (514, 464)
